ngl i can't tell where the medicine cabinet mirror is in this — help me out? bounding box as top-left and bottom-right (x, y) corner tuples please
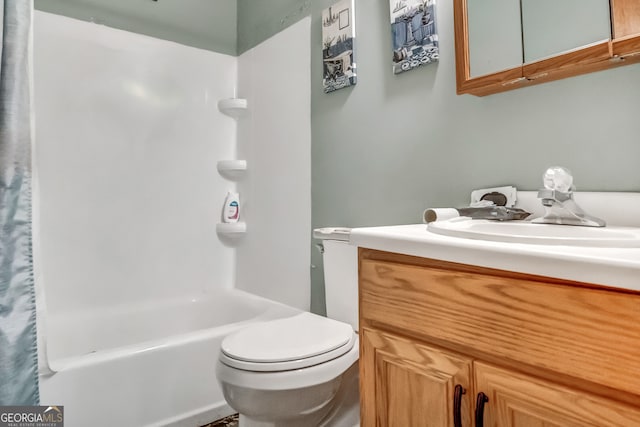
(455, 0), (640, 96)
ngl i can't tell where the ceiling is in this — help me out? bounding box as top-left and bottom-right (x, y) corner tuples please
(34, 0), (238, 55)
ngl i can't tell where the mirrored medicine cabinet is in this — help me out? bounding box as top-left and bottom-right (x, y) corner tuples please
(454, 0), (640, 96)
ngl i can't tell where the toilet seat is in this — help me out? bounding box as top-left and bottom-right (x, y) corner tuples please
(220, 312), (355, 372)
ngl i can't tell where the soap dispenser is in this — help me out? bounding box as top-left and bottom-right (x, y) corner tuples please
(222, 191), (240, 223)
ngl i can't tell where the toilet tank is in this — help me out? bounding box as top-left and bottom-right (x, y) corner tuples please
(314, 228), (358, 330)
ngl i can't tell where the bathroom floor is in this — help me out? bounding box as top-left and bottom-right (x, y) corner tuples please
(201, 414), (239, 427)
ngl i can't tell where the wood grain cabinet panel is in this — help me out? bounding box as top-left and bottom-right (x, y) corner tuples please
(361, 328), (473, 427)
(358, 249), (640, 426)
(474, 362), (640, 427)
(611, 0), (640, 38)
(360, 257), (640, 397)
(611, 0), (640, 60)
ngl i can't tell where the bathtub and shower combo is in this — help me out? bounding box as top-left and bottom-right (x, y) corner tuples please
(34, 11), (313, 427)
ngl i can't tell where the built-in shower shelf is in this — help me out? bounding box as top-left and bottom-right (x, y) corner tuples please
(216, 222), (247, 236)
(217, 160), (247, 172)
(218, 98), (248, 118)
(217, 160), (247, 180)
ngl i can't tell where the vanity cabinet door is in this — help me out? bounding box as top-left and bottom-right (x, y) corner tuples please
(361, 328), (473, 427)
(474, 361), (640, 427)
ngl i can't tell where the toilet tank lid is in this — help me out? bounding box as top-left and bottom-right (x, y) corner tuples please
(313, 227), (351, 241)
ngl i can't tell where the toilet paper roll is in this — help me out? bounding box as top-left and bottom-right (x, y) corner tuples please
(423, 208), (460, 223)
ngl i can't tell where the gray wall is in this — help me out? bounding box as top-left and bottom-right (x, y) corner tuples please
(237, 0), (310, 54)
(239, 0), (640, 314)
(35, 0), (237, 55)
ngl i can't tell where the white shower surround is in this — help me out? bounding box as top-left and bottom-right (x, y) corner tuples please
(235, 17), (312, 311)
(33, 11), (311, 427)
(34, 11), (238, 314)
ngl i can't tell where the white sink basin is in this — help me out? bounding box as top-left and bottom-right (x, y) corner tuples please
(427, 219), (640, 248)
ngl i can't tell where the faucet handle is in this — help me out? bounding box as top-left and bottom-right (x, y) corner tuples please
(542, 166), (574, 193)
(535, 166), (606, 227)
(537, 188), (573, 203)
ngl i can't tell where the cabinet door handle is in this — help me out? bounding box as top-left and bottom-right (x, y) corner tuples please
(475, 392), (489, 427)
(453, 384), (466, 427)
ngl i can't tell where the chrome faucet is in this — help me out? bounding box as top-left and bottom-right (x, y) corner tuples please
(531, 167), (606, 227)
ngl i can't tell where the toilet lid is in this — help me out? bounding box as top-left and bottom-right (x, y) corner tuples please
(220, 312), (355, 372)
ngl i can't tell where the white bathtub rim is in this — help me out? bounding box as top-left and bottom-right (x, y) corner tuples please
(146, 401), (235, 427)
(44, 290), (301, 373)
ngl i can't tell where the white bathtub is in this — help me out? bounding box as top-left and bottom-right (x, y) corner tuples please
(39, 289), (301, 427)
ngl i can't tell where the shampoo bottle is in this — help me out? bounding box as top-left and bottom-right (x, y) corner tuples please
(222, 191), (240, 223)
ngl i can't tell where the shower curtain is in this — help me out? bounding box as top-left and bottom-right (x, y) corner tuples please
(0, 0), (39, 405)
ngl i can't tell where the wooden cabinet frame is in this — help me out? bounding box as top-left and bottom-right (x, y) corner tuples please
(359, 248), (640, 426)
(453, 0), (525, 96)
(611, 0), (640, 62)
(454, 0), (640, 96)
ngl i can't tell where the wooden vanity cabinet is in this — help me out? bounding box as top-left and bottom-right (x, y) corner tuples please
(358, 249), (640, 427)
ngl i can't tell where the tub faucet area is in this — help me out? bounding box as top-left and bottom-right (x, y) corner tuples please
(532, 167), (606, 227)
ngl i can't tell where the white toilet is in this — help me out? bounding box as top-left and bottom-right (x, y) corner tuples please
(216, 228), (359, 427)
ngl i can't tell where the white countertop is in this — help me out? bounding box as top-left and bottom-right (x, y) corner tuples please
(350, 224), (640, 292)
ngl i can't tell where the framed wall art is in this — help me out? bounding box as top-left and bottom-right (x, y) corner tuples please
(322, 0), (357, 93)
(389, 0), (439, 74)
